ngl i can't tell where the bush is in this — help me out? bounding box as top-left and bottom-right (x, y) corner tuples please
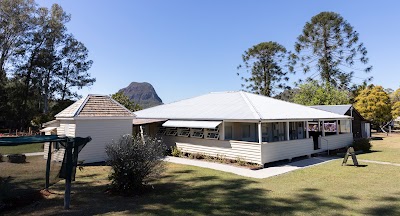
(106, 134), (166, 195)
(236, 157), (247, 166)
(171, 146), (182, 157)
(0, 152), (3, 162)
(352, 138), (372, 152)
(190, 152), (204, 159)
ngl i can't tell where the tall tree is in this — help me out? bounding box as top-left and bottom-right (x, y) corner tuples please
(354, 85), (392, 127)
(293, 12), (372, 88)
(59, 35), (94, 100)
(37, 4), (70, 114)
(1, 1), (95, 129)
(0, 0), (36, 125)
(237, 41), (292, 97)
(293, 80), (350, 105)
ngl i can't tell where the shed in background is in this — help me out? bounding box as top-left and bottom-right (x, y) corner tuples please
(310, 105), (370, 138)
(42, 95), (135, 163)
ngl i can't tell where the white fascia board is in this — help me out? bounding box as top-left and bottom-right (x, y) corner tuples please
(55, 117), (75, 121)
(162, 120), (222, 129)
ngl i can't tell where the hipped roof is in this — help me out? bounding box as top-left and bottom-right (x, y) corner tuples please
(134, 91), (351, 121)
(55, 95), (135, 118)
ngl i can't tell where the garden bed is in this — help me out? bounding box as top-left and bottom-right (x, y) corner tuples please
(169, 147), (263, 170)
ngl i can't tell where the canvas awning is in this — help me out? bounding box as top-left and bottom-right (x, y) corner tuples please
(132, 118), (167, 125)
(40, 127), (57, 132)
(162, 120), (222, 129)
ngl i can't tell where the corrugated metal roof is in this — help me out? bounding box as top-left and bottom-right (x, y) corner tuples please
(55, 95), (135, 118)
(162, 120), (222, 129)
(134, 91), (351, 121)
(309, 105), (352, 115)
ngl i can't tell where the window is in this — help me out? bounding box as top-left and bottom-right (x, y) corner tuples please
(272, 122), (286, 141)
(190, 128), (204, 138)
(242, 124), (251, 138)
(225, 125), (233, 140)
(206, 132), (219, 139)
(177, 128), (190, 137)
(261, 124), (269, 142)
(205, 128), (219, 140)
(340, 120), (351, 133)
(166, 128), (178, 136)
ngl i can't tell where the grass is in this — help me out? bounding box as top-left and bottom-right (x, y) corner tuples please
(0, 156), (61, 210)
(0, 143), (44, 155)
(5, 157), (400, 215)
(3, 133), (400, 215)
(357, 132), (400, 164)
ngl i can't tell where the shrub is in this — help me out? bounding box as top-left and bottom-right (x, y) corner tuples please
(171, 146), (182, 157)
(0, 152), (3, 162)
(106, 134), (166, 195)
(188, 152), (205, 159)
(236, 157), (247, 166)
(352, 138), (372, 152)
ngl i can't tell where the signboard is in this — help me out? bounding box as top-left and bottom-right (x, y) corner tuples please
(342, 147), (359, 166)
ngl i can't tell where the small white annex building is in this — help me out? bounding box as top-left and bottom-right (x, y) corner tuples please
(42, 95), (135, 163)
(134, 91), (354, 165)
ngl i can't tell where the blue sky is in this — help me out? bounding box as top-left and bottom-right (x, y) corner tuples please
(37, 0), (400, 103)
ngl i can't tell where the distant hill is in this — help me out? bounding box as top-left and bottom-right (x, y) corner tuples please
(118, 82), (163, 109)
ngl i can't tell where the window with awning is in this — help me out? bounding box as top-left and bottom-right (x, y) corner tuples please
(162, 120), (222, 129)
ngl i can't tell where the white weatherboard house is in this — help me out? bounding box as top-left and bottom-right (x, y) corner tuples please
(42, 95), (135, 163)
(133, 91), (354, 165)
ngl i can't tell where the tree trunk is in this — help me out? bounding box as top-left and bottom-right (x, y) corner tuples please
(43, 70), (51, 114)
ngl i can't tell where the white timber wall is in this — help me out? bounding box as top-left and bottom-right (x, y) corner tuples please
(261, 133), (353, 164)
(164, 136), (262, 164)
(319, 133), (353, 150)
(75, 119), (132, 164)
(43, 120), (72, 161)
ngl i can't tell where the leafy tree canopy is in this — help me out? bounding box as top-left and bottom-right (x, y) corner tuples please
(293, 80), (350, 106)
(293, 12), (372, 88)
(0, 0), (95, 129)
(390, 88), (400, 103)
(391, 88), (400, 119)
(237, 41), (292, 97)
(111, 92), (142, 112)
(354, 85), (392, 126)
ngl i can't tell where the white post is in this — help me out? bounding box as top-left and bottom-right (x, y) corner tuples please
(336, 120), (339, 135)
(221, 121), (225, 140)
(305, 121), (309, 138)
(258, 122), (262, 144)
(139, 125), (145, 142)
(322, 120), (325, 136)
(286, 122), (290, 141)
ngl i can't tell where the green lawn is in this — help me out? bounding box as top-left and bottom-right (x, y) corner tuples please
(7, 158), (400, 215)
(0, 143), (43, 155)
(0, 156), (61, 209)
(357, 133), (400, 164)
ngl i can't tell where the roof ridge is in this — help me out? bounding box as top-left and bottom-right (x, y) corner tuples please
(74, 95), (91, 117)
(240, 91), (262, 120)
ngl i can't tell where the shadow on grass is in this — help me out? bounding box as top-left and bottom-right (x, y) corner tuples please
(371, 136), (384, 140)
(7, 166), (400, 216)
(0, 157), (61, 212)
(8, 169), (357, 216)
